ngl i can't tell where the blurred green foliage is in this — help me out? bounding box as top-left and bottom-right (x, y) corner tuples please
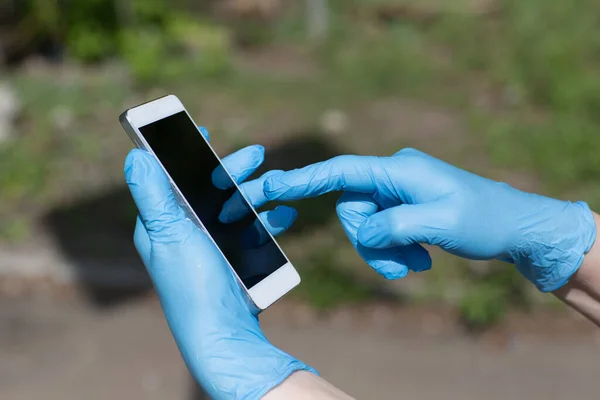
(458, 264), (529, 329)
(9, 0), (600, 328)
(0, 138), (48, 241)
(21, 0), (232, 82)
(318, 25), (435, 100)
(459, 283), (508, 331)
(293, 250), (376, 310)
(430, 0), (600, 202)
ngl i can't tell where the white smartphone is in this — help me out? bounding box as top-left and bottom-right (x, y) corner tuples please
(119, 94), (300, 310)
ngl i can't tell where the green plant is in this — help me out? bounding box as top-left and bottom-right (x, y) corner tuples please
(0, 139), (51, 241)
(21, 0), (62, 38)
(118, 27), (171, 83)
(19, 0), (233, 82)
(459, 282), (507, 331)
(166, 16), (233, 79)
(0, 218), (31, 243)
(118, 15), (232, 84)
(458, 263), (528, 330)
(67, 24), (116, 62)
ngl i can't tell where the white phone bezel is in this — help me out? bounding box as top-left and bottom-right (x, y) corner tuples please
(120, 94), (300, 310)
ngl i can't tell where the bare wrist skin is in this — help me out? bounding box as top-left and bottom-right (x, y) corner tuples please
(263, 371), (355, 400)
(554, 212), (600, 326)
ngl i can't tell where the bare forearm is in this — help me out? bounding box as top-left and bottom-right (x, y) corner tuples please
(263, 371), (355, 400)
(554, 212), (600, 327)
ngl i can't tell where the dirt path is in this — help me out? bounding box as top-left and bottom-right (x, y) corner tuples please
(1, 296), (598, 400)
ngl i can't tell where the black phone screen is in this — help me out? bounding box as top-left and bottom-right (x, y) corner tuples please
(139, 111), (287, 289)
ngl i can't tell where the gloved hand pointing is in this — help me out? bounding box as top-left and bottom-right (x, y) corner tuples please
(256, 148), (596, 292)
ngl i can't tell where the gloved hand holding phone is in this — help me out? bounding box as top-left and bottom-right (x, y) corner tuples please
(227, 148), (596, 293)
(124, 128), (315, 400)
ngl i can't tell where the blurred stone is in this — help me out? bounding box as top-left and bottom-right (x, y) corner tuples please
(0, 82), (21, 141)
(319, 109), (348, 136)
(50, 106), (74, 131)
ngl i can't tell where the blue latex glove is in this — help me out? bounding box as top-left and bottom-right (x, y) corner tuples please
(124, 128), (314, 399)
(231, 148), (595, 293)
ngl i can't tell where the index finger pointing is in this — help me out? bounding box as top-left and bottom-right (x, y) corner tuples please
(262, 155), (381, 201)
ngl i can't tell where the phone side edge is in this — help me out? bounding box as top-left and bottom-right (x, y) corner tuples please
(119, 111), (146, 149)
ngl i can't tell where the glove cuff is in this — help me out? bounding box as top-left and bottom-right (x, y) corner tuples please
(516, 201), (597, 292)
(245, 354), (319, 400)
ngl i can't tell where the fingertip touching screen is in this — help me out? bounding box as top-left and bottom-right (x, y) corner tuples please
(139, 111), (287, 289)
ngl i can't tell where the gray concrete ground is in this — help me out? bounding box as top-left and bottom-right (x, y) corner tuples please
(1, 295), (598, 400)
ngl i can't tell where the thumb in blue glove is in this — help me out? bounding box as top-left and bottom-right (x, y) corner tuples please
(124, 133), (315, 399)
(258, 148), (596, 292)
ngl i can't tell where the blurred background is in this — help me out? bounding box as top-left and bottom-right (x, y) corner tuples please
(1, 0), (599, 399)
